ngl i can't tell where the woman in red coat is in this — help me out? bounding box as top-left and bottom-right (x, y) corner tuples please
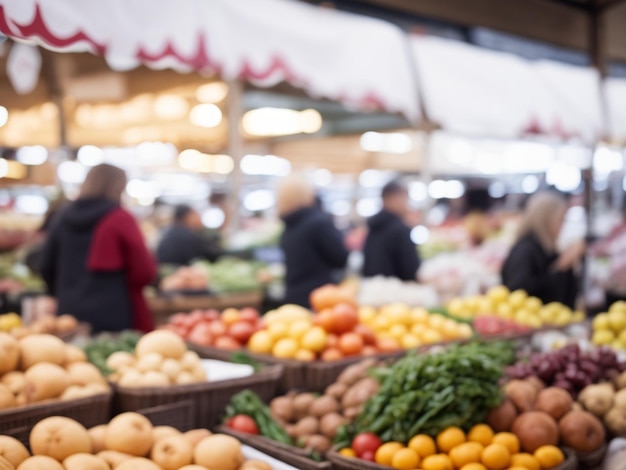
(40, 164), (157, 333)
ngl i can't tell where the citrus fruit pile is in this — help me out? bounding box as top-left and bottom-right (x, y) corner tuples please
(592, 301), (626, 350)
(446, 286), (583, 329)
(358, 304), (473, 350)
(341, 424), (565, 470)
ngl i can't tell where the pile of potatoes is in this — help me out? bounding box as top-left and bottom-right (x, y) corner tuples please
(107, 331), (207, 387)
(268, 359), (380, 452)
(0, 412), (274, 470)
(0, 332), (108, 409)
(10, 315), (79, 340)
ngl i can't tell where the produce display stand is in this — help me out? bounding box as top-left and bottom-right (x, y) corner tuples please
(0, 391), (112, 446)
(111, 364), (283, 429)
(216, 426), (332, 470)
(189, 344), (405, 392)
(148, 290), (263, 324)
(327, 448), (578, 470)
(136, 400), (196, 431)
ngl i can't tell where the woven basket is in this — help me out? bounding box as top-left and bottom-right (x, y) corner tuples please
(573, 443), (607, 469)
(113, 365), (283, 428)
(327, 448), (578, 470)
(137, 400), (196, 431)
(216, 426), (331, 470)
(0, 392), (112, 447)
(186, 343), (244, 363)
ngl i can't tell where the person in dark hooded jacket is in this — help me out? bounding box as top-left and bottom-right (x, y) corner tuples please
(278, 176), (349, 307)
(363, 180), (420, 281)
(40, 164), (157, 333)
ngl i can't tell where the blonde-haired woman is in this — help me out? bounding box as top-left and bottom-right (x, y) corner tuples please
(501, 191), (583, 308)
(278, 176), (348, 307)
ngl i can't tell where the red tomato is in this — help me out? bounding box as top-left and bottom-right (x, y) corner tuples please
(351, 433), (382, 458)
(203, 310), (220, 322)
(239, 308), (260, 324)
(208, 320), (227, 338)
(169, 313), (188, 326)
(187, 323), (213, 346)
(360, 451), (375, 462)
(326, 334), (339, 349)
(361, 345), (378, 356)
(321, 347), (343, 361)
(331, 303), (359, 334)
(313, 310), (336, 333)
(228, 321), (255, 344)
(189, 310), (204, 324)
(339, 332), (364, 356)
(354, 324), (377, 345)
(226, 415), (259, 434)
(377, 337), (400, 353)
(215, 336), (242, 350)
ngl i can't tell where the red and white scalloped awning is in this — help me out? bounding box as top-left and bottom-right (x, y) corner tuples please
(0, 0), (420, 120)
(411, 35), (603, 143)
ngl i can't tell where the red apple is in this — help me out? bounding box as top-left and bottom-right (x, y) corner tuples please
(239, 308), (260, 324)
(203, 310), (220, 322)
(187, 323), (213, 346)
(208, 320), (227, 338)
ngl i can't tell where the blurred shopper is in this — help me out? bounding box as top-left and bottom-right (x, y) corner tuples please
(278, 176), (349, 307)
(501, 191), (582, 308)
(363, 180), (421, 281)
(156, 205), (221, 266)
(40, 164), (156, 333)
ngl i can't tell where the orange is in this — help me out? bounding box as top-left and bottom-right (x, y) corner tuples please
(460, 464), (487, 470)
(510, 453), (540, 470)
(339, 448), (356, 458)
(449, 442), (484, 468)
(509, 467), (530, 470)
(391, 447), (420, 470)
(533, 446), (564, 469)
(491, 432), (520, 455)
(468, 424), (494, 446)
(408, 434), (437, 459)
(422, 454), (454, 470)
(437, 427), (466, 453)
(375, 442), (404, 466)
(481, 443), (510, 470)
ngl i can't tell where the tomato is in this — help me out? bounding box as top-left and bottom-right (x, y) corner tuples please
(189, 310), (205, 324)
(215, 336), (242, 350)
(229, 321), (255, 344)
(354, 324), (377, 346)
(377, 337), (401, 352)
(339, 332), (364, 356)
(170, 313), (188, 326)
(310, 284), (356, 312)
(360, 451), (376, 462)
(313, 310), (336, 333)
(326, 334), (339, 349)
(208, 320), (227, 338)
(361, 345), (378, 356)
(239, 308), (260, 324)
(226, 414), (259, 434)
(321, 347), (343, 361)
(187, 323), (213, 346)
(331, 303), (359, 334)
(202, 310), (220, 322)
(352, 433), (382, 458)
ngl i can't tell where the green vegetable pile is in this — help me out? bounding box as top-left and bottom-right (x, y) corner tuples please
(224, 390), (292, 445)
(84, 331), (141, 375)
(193, 258), (268, 293)
(345, 341), (515, 444)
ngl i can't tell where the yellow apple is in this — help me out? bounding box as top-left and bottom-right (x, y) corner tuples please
(608, 310), (626, 334)
(508, 290), (528, 309)
(487, 285), (510, 303)
(524, 296), (543, 313)
(593, 313), (610, 331)
(592, 329), (615, 345)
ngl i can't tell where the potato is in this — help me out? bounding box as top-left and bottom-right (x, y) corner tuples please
(320, 413), (347, 439)
(309, 396), (339, 418)
(324, 383), (348, 400)
(294, 416), (319, 437)
(269, 396), (294, 422)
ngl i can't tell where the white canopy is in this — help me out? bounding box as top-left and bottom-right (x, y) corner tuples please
(0, 0), (420, 119)
(410, 35), (603, 143)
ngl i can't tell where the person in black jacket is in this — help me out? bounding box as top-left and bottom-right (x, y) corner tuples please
(501, 191), (583, 308)
(363, 180), (420, 281)
(156, 205), (221, 266)
(278, 176), (349, 307)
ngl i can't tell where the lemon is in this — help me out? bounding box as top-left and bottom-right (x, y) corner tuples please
(272, 338), (299, 358)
